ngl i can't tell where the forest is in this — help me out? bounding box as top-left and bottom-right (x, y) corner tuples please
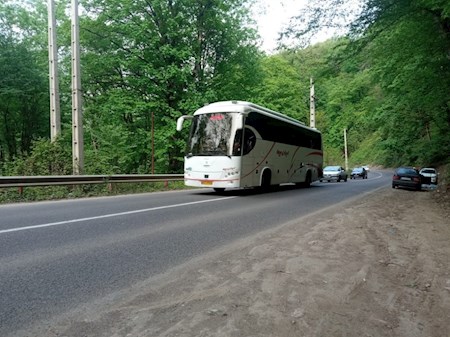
(0, 0), (449, 178)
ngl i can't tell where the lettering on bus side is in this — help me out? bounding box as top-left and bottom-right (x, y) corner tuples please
(276, 150), (289, 157)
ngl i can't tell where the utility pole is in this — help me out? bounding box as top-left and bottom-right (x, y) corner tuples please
(344, 128), (349, 171)
(310, 77), (315, 129)
(71, 0), (84, 174)
(48, 0), (61, 141)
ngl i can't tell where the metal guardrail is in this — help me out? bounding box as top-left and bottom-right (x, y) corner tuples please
(0, 174), (184, 188)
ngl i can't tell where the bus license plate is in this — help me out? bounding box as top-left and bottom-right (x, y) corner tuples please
(201, 180), (213, 185)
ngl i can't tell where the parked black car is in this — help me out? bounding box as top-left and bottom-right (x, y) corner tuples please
(392, 167), (422, 190)
(351, 167), (368, 179)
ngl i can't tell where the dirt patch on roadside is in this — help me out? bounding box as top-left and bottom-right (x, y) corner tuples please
(43, 187), (450, 337)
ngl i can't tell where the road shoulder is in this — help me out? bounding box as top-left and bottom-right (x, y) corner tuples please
(29, 187), (450, 337)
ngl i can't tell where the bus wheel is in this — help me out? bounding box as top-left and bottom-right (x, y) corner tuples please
(213, 188), (225, 193)
(303, 172), (312, 188)
(261, 170), (271, 190)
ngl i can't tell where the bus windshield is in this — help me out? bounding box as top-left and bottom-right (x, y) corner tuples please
(187, 113), (234, 156)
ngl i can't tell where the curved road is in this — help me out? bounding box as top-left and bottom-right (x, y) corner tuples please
(0, 170), (391, 336)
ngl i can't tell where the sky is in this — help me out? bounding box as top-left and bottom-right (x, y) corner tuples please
(254, 0), (361, 53)
(254, 0), (306, 53)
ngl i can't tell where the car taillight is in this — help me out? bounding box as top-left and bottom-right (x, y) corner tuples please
(413, 177), (420, 182)
(393, 175), (399, 180)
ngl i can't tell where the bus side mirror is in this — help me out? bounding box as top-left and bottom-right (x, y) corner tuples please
(176, 115), (192, 131)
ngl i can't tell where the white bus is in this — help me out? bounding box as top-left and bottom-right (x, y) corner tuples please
(176, 101), (323, 192)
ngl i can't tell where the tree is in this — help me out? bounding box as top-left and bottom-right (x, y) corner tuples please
(76, 0), (262, 173)
(0, 34), (48, 163)
(249, 55), (308, 122)
(0, 1), (54, 167)
(280, 0), (450, 166)
(354, 0), (450, 165)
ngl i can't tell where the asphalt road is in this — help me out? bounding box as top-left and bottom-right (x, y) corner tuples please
(0, 170), (391, 336)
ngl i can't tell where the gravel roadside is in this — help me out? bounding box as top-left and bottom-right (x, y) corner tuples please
(19, 185), (450, 337)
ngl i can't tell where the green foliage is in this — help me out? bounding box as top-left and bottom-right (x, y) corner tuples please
(278, 0), (450, 168)
(0, 135), (188, 203)
(76, 0), (262, 173)
(0, 181), (188, 204)
(1, 137), (72, 176)
(349, 131), (386, 167)
(250, 55), (308, 122)
(0, 0), (263, 178)
(357, 0), (450, 166)
(0, 33), (49, 161)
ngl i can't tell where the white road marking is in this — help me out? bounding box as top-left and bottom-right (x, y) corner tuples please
(366, 171), (384, 180)
(0, 197), (237, 235)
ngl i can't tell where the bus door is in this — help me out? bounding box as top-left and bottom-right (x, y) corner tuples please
(238, 127), (258, 187)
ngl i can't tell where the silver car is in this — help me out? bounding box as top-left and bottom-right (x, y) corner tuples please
(321, 166), (348, 182)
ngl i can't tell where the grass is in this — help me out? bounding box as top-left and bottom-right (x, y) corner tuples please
(0, 181), (188, 204)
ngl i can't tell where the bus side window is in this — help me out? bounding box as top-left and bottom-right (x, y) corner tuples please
(243, 128), (256, 155)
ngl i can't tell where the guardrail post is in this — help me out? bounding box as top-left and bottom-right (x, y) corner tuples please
(18, 186), (24, 196)
(164, 180), (168, 189)
(108, 182), (113, 193)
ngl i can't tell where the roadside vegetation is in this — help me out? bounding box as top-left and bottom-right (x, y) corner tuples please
(1, 0), (449, 201)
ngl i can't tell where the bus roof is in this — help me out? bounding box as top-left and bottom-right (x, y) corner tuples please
(194, 101), (319, 133)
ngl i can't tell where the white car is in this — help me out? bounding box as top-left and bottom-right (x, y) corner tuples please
(419, 167), (438, 184)
(321, 166), (348, 182)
